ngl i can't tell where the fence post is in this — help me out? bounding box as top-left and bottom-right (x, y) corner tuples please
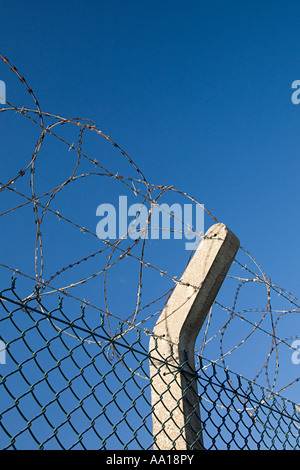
(149, 222), (240, 450)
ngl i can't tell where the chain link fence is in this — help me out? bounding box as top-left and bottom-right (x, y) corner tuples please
(1, 279), (299, 450)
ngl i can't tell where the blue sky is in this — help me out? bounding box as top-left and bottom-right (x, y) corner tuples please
(1, 0), (300, 449)
(1, 0), (299, 280)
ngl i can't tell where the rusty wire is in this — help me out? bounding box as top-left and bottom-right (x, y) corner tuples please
(0, 52), (299, 403)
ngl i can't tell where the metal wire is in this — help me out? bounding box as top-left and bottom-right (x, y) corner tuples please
(0, 53), (300, 450)
(0, 280), (299, 450)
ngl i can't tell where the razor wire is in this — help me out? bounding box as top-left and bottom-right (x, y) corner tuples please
(0, 53), (300, 449)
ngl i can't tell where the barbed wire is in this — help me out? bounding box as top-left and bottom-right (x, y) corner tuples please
(0, 52), (299, 402)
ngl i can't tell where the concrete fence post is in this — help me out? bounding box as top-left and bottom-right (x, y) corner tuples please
(149, 223), (240, 450)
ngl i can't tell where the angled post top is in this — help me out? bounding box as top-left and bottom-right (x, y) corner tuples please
(152, 223), (240, 357)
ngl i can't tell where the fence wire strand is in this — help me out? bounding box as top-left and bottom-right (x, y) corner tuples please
(0, 53), (299, 449)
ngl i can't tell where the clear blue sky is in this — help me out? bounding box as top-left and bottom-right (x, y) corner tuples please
(1, 0), (300, 448)
(1, 0), (299, 280)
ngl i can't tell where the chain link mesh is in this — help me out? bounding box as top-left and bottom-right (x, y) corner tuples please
(1, 279), (299, 450)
